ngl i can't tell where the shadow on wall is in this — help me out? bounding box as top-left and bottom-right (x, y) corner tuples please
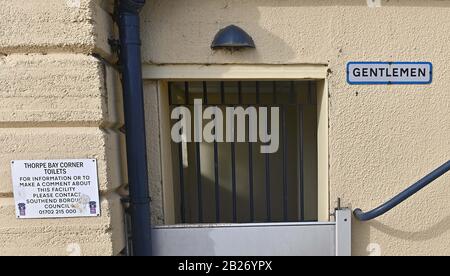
(353, 215), (450, 255)
(371, 216), (450, 241)
(352, 220), (374, 256)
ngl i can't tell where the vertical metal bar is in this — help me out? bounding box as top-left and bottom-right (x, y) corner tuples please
(214, 84), (222, 223)
(242, 82), (254, 222)
(282, 106), (288, 221)
(203, 81), (208, 104)
(220, 81), (225, 104)
(255, 81), (270, 221)
(290, 81), (295, 103)
(265, 82), (271, 222)
(256, 81), (260, 104)
(298, 104), (305, 221)
(231, 82), (242, 223)
(248, 135), (254, 222)
(231, 142), (237, 222)
(195, 142), (203, 223)
(238, 81), (243, 104)
(184, 82), (189, 104)
(178, 142), (186, 223)
(265, 147), (271, 222)
(214, 140), (220, 223)
(273, 81), (277, 104)
(281, 81), (294, 221)
(178, 82), (190, 224)
(168, 82), (173, 105)
(195, 82), (205, 223)
(308, 81), (313, 105)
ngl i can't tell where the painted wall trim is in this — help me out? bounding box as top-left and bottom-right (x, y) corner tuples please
(142, 64), (328, 80)
(317, 79), (329, 222)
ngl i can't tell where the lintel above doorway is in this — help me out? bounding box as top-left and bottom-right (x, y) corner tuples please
(142, 64), (328, 81)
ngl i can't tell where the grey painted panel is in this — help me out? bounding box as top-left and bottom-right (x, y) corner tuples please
(152, 222), (335, 256)
(336, 209), (352, 256)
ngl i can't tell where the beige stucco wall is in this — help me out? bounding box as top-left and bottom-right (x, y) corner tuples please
(2, 0), (449, 256)
(0, 0), (125, 255)
(142, 0), (450, 255)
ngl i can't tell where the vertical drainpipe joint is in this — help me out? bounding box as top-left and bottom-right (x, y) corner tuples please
(119, 0), (146, 46)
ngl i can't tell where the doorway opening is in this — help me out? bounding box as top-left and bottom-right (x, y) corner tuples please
(167, 81), (319, 224)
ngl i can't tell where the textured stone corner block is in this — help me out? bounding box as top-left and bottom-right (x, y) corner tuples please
(0, 127), (123, 195)
(0, 54), (121, 126)
(0, 0), (113, 56)
(0, 193), (125, 256)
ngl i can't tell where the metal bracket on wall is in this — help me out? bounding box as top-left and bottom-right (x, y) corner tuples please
(108, 38), (121, 55)
(330, 197), (344, 217)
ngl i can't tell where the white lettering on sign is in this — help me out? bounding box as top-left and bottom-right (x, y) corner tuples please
(11, 159), (100, 219)
(347, 62), (432, 85)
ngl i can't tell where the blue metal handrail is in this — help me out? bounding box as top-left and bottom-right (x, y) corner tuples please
(354, 160), (450, 221)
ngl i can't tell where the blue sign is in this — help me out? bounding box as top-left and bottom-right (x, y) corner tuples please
(347, 62), (432, 85)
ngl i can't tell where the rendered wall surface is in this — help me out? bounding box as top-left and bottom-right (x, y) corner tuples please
(0, 0), (125, 256)
(3, 0), (450, 256)
(142, 0), (450, 256)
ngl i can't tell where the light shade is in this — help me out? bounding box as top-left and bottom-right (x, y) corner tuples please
(211, 25), (255, 50)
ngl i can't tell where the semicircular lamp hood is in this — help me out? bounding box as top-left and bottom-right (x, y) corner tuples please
(211, 25), (256, 51)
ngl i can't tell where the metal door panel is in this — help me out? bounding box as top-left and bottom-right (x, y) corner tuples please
(152, 222), (336, 256)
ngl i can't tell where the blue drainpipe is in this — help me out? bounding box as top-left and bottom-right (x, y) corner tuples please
(118, 0), (152, 256)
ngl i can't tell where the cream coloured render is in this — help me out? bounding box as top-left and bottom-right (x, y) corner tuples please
(1, 0), (450, 256)
(142, 0), (450, 256)
(0, 0), (126, 256)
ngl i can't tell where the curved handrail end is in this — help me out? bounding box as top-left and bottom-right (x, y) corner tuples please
(353, 208), (369, 221)
(353, 160), (450, 222)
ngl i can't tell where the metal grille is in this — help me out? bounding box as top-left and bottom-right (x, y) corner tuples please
(169, 81), (317, 224)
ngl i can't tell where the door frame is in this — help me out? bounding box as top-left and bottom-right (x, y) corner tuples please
(143, 64), (330, 223)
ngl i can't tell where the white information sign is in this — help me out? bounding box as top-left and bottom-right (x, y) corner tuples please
(347, 62), (432, 85)
(11, 159), (100, 219)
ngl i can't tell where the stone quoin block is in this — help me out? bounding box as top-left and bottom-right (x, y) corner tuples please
(0, 127), (123, 195)
(0, 193), (125, 256)
(0, 54), (123, 126)
(0, 0), (113, 57)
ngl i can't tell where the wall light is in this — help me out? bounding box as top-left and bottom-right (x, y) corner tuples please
(211, 25), (255, 51)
